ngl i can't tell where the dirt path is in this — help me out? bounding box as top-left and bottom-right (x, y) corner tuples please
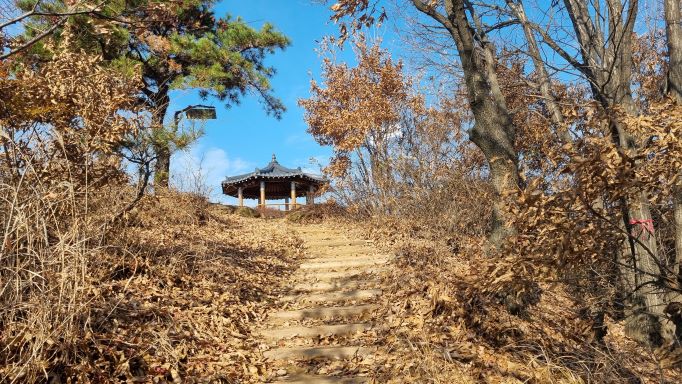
(259, 223), (388, 383)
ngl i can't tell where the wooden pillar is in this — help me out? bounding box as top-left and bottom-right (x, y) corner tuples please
(285, 197), (290, 211)
(260, 181), (266, 208)
(308, 185), (315, 205)
(238, 187), (244, 207)
(290, 181), (297, 209)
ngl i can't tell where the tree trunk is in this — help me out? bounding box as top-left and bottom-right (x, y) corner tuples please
(556, 0), (670, 345)
(154, 143), (171, 188)
(664, 0), (682, 343)
(151, 93), (170, 189)
(665, 0), (682, 104)
(412, 0), (520, 247)
(665, 0), (682, 273)
(469, 106), (519, 247)
(622, 192), (667, 345)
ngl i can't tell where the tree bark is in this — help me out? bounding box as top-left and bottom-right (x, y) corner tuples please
(665, 0), (682, 271)
(671, 190), (682, 284)
(665, 0), (682, 104)
(153, 143), (171, 188)
(664, 0), (682, 343)
(151, 92), (170, 189)
(560, 0), (670, 345)
(412, 0), (520, 248)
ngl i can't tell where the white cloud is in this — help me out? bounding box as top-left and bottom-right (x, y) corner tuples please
(171, 145), (252, 203)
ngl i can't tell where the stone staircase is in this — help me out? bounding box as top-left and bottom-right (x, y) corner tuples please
(259, 225), (388, 383)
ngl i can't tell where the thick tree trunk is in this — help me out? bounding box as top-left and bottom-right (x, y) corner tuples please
(412, 0), (520, 247)
(665, 0), (682, 273)
(609, 76), (669, 346)
(665, 0), (682, 104)
(622, 192), (668, 345)
(676, 189), (682, 277)
(469, 105), (519, 247)
(557, 0), (671, 345)
(154, 144), (171, 188)
(664, 0), (682, 343)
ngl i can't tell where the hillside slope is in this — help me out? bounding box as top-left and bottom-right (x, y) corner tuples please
(1, 194), (302, 383)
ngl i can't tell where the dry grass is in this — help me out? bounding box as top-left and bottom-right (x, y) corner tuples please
(0, 185), (302, 382)
(286, 201), (348, 224)
(294, 213), (682, 383)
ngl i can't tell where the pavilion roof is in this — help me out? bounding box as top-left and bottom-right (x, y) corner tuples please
(221, 154), (326, 196)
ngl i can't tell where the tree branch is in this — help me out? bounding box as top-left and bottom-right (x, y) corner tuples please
(0, 18), (67, 60)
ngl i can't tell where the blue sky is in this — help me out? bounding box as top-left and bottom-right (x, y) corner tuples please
(168, 0), (352, 204)
(167, 1), (645, 205)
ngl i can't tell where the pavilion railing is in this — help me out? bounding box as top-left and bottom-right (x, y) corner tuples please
(256, 203), (312, 210)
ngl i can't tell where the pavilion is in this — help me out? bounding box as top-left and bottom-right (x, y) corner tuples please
(221, 154), (326, 210)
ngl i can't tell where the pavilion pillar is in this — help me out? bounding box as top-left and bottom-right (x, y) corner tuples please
(308, 185), (315, 205)
(260, 181), (266, 208)
(238, 187), (244, 207)
(290, 181), (297, 209)
(285, 197), (290, 211)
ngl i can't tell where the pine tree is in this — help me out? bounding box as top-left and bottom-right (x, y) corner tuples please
(19, 0), (290, 187)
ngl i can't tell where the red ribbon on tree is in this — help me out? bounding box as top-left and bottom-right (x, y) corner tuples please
(629, 218), (654, 239)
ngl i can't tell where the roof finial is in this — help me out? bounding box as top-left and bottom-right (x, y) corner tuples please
(272, 153), (277, 162)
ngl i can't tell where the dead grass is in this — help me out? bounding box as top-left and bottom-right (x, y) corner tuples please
(297, 214), (682, 383)
(0, 188), (302, 383)
(286, 201), (349, 224)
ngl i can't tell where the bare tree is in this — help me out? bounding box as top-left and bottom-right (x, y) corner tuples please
(408, 0), (520, 247)
(503, 0), (566, 135)
(511, 0), (671, 345)
(330, 0), (521, 247)
(665, 0), (682, 272)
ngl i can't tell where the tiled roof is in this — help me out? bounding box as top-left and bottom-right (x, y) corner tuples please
(221, 154), (326, 187)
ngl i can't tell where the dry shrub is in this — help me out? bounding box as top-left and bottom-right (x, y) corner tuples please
(0, 49), (302, 382)
(0, 49), (142, 382)
(257, 206), (287, 219)
(334, 104), (682, 383)
(300, 39), (491, 242)
(235, 206), (261, 218)
(127, 192), (210, 227)
(286, 200), (348, 224)
(333, 220), (676, 383)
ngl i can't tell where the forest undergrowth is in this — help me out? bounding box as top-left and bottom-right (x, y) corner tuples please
(297, 209), (682, 383)
(0, 191), (302, 383)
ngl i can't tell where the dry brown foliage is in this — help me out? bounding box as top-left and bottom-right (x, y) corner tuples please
(293, 214), (678, 383)
(299, 39), (423, 179)
(285, 201), (349, 224)
(300, 12), (682, 379)
(0, 49), (303, 382)
(300, 40), (491, 243)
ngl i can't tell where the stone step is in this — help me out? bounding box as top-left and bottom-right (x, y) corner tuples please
(269, 305), (377, 322)
(305, 239), (372, 247)
(293, 269), (379, 282)
(292, 279), (372, 292)
(311, 248), (375, 256)
(263, 345), (371, 361)
(260, 323), (372, 341)
(300, 258), (387, 270)
(301, 254), (389, 263)
(273, 374), (368, 384)
(281, 289), (382, 304)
